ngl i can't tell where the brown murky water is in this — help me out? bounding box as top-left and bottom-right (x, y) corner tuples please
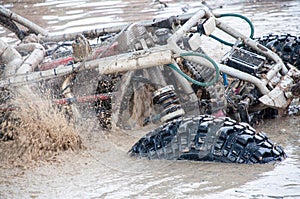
(0, 0), (300, 198)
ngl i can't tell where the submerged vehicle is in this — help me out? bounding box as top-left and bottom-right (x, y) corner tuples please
(0, 4), (299, 163)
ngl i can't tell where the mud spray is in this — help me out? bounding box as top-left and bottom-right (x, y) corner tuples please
(0, 88), (85, 166)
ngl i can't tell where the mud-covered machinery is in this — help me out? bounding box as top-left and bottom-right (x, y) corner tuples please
(0, 4), (299, 163)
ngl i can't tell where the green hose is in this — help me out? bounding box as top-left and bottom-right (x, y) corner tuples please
(209, 13), (255, 47)
(167, 52), (219, 87)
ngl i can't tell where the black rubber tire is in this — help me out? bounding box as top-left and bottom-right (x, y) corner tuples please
(129, 115), (286, 164)
(254, 33), (300, 68)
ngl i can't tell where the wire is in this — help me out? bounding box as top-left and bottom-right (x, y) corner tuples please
(209, 13), (255, 47)
(167, 52), (219, 87)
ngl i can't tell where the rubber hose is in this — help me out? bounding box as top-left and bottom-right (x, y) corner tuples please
(209, 13), (255, 47)
(167, 52), (219, 87)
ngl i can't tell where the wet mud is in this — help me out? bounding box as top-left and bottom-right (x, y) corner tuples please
(0, 0), (299, 198)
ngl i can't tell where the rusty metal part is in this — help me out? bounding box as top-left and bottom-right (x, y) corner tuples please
(72, 35), (92, 63)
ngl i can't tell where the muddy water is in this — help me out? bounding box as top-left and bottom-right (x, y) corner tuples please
(0, 0), (300, 198)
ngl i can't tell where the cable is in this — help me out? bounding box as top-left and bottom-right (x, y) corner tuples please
(209, 13), (255, 47)
(167, 52), (219, 87)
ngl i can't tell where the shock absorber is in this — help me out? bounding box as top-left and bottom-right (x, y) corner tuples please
(152, 85), (185, 123)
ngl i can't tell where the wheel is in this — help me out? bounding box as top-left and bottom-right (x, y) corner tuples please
(254, 33), (300, 68)
(129, 115), (286, 164)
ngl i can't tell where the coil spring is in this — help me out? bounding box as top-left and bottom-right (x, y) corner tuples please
(153, 85), (185, 122)
(182, 60), (226, 114)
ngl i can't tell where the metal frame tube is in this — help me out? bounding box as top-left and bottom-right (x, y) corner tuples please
(0, 6), (48, 36)
(181, 55), (270, 95)
(166, 8), (270, 95)
(0, 7), (286, 100)
(215, 18), (288, 78)
(169, 9), (207, 44)
(0, 49), (173, 87)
